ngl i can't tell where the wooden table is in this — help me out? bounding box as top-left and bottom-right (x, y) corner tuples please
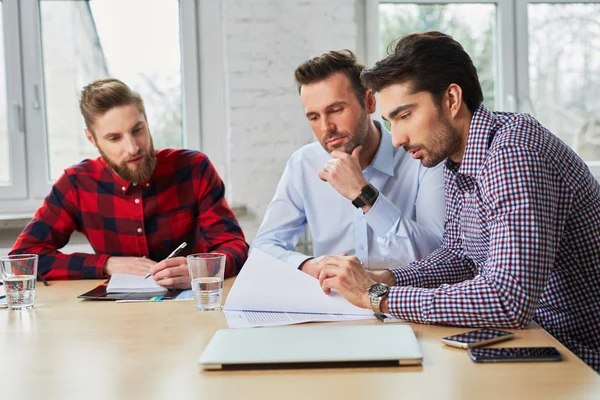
(1, 279), (598, 400)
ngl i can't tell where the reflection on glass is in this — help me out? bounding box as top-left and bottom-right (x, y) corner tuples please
(40, 0), (182, 181)
(379, 3), (497, 110)
(0, 2), (10, 183)
(529, 3), (600, 161)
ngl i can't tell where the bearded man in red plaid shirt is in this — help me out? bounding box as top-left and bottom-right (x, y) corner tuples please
(317, 32), (600, 372)
(10, 78), (248, 288)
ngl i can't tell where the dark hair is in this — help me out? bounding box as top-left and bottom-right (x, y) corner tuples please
(361, 31), (483, 113)
(295, 50), (367, 107)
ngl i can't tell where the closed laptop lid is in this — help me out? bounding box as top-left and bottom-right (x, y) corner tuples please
(199, 324), (422, 370)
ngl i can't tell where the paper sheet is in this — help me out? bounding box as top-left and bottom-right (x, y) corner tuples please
(107, 273), (167, 293)
(223, 249), (374, 328)
(224, 310), (373, 329)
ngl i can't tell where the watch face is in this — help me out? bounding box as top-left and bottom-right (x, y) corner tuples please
(369, 283), (389, 297)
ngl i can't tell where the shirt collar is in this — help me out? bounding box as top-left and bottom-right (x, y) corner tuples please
(455, 104), (498, 178)
(369, 120), (394, 177)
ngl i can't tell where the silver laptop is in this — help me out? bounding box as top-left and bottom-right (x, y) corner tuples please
(198, 324), (423, 370)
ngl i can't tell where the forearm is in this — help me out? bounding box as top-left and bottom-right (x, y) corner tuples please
(389, 246), (474, 288)
(384, 275), (536, 328)
(10, 244), (109, 280)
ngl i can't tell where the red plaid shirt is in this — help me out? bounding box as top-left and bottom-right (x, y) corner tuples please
(387, 105), (600, 373)
(10, 149), (248, 280)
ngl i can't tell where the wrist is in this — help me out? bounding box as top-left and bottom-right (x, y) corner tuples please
(352, 183), (379, 209)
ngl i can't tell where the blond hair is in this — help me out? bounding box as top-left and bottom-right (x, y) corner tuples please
(79, 78), (146, 132)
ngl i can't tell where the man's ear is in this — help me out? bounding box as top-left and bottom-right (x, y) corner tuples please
(446, 83), (463, 119)
(85, 129), (98, 148)
(364, 90), (377, 114)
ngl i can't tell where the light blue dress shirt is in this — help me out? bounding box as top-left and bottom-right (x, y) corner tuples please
(252, 122), (446, 269)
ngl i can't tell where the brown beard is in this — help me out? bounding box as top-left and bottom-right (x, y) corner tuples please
(320, 108), (370, 154)
(99, 142), (157, 183)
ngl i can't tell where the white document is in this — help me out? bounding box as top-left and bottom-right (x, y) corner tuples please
(224, 310), (373, 329)
(223, 249), (374, 328)
(107, 273), (168, 294)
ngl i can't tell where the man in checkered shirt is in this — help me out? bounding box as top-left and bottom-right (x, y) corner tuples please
(11, 79), (248, 288)
(317, 32), (600, 372)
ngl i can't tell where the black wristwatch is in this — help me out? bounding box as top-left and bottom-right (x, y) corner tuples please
(352, 183), (379, 208)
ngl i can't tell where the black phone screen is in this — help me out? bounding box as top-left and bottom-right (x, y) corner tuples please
(442, 329), (513, 345)
(468, 347), (562, 363)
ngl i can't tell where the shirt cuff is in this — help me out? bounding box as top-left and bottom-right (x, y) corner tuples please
(83, 253), (110, 279)
(363, 193), (402, 237)
(285, 252), (313, 269)
(387, 286), (430, 323)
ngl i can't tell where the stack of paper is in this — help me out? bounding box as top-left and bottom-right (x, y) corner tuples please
(223, 249), (374, 328)
(107, 273), (168, 294)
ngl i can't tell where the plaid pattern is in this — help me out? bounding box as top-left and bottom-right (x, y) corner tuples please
(387, 105), (600, 373)
(10, 149), (248, 280)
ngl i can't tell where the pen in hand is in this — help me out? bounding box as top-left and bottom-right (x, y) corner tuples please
(144, 242), (188, 279)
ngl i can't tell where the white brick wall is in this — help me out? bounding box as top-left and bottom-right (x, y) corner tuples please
(221, 0), (359, 241)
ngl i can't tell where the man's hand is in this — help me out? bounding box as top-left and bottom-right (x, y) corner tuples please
(317, 255), (376, 309)
(318, 146), (367, 201)
(104, 256), (157, 276)
(149, 257), (191, 289)
(300, 256), (326, 279)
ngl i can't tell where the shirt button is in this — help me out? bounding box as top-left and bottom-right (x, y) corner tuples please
(464, 192), (471, 198)
(146, 183), (150, 187)
(121, 186), (126, 191)
(359, 244), (365, 251)
(133, 182), (137, 186)
(137, 228), (143, 234)
(135, 199), (140, 204)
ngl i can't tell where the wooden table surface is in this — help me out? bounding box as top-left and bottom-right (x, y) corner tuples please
(1, 278), (598, 400)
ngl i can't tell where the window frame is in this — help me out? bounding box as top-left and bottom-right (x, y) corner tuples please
(0, 0), (203, 213)
(0, 0), (27, 200)
(369, 0), (600, 177)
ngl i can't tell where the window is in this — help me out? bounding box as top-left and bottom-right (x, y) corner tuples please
(527, 2), (600, 162)
(370, 0), (600, 177)
(0, 2), (8, 183)
(40, 0), (183, 181)
(379, 3), (497, 109)
(0, 0), (200, 212)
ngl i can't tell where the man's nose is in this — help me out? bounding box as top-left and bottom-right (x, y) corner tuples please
(320, 116), (335, 135)
(125, 136), (140, 155)
(391, 126), (408, 148)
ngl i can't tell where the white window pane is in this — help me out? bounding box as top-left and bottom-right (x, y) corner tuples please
(528, 3), (600, 162)
(379, 3), (497, 110)
(40, 0), (182, 181)
(0, 2), (10, 183)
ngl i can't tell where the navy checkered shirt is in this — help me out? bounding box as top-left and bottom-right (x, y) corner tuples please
(387, 105), (600, 373)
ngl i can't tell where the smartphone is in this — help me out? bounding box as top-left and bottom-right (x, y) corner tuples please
(468, 347), (562, 363)
(441, 328), (514, 349)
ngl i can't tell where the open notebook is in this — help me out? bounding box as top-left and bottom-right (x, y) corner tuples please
(106, 273), (168, 294)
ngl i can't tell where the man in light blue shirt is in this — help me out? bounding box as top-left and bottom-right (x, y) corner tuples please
(252, 50), (445, 277)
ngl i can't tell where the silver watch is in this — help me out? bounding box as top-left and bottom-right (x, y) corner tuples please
(368, 282), (389, 315)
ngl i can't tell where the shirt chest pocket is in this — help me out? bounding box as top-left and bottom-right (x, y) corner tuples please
(156, 209), (194, 241)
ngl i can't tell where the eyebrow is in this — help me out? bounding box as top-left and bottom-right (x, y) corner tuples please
(384, 104), (416, 121)
(305, 101), (347, 118)
(103, 121), (144, 138)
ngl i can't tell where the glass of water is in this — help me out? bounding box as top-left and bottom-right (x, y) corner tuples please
(187, 253), (226, 311)
(0, 254), (38, 310)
